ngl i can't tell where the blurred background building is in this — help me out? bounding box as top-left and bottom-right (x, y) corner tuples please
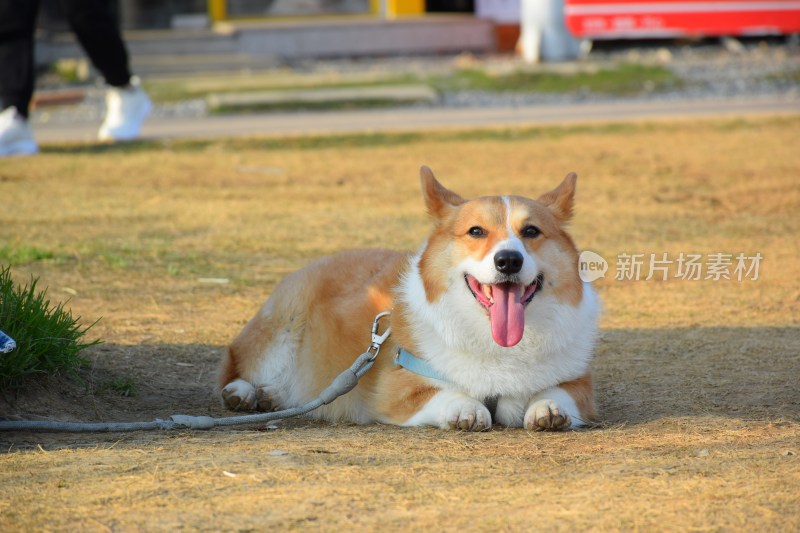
(33, 0), (800, 70)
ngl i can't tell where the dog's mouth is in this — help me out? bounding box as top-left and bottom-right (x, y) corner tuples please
(465, 273), (544, 348)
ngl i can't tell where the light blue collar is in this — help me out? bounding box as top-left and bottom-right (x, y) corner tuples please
(394, 348), (449, 382)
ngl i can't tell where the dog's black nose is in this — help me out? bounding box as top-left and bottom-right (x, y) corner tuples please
(494, 250), (523, 274)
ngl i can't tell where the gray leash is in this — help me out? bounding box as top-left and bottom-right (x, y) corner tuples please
(0, 312), (391, 433)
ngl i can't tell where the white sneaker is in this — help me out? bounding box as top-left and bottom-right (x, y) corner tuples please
(0, 106), (38, 156)
(97, 76), (152, 141)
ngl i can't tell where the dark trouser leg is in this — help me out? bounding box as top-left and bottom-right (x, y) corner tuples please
(60, 0), (131, 87)
(0, 0), (40, 118)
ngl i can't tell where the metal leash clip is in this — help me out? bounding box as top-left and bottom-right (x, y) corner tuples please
(366, 311), (392, 360)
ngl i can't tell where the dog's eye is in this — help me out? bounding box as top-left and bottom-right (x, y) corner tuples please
(468, 226), (487, 238)
(521, 225), (541, 238)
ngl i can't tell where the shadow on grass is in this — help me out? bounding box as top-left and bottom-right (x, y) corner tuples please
(1, 326), (797, 448)
(595, 326), (799, 425)
(0, 343), (224, 428)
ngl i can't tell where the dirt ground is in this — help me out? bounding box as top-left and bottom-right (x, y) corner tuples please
(1, 115), (798, 531)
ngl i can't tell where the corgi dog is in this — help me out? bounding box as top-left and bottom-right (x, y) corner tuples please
(219, 167), (599, 431)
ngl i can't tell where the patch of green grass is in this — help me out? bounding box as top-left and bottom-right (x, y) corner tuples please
(142, 81), (202, 103)
(0, 265), (100, 388)
(0, 245), (55, 265)
(144, 74), (421, 103)
(98, 252), (130, 269)
(433, 63), (681, 95)
(51, 59), (88, 84)
(99, 376), (136, 397)
(766, 69), (800, 83)
(144, 63), (678, 107)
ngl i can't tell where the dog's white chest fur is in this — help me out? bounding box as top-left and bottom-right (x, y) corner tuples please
(399, 255), (599, 399)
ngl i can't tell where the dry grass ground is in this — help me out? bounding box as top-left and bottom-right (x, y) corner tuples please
(1, 115), (798, 531)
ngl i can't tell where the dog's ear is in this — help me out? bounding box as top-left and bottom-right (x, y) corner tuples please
(420, 166), (465, 220)
(538, 172), (577, 223)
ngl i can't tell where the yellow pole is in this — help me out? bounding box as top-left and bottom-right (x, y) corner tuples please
(371, 0), (425, 18)
(208, 0), (226, 22)
(392, 0), (425, 16)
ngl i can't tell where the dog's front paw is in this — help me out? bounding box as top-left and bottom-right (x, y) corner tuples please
(444, 397), (492, 432)
(221, 378), (257, 411)
(524, 399), (572, 431)
(256, 386), (282, 412)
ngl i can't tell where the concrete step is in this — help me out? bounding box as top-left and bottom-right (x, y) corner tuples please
(206, 84), (439, 111)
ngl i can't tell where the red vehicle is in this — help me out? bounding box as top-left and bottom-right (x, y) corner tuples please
(564, 0), (800, 39)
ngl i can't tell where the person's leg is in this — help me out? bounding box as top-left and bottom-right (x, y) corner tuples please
(60, 0), (131, 87)
(0, 0), (39, 155)
(60, 0), (150, 141)
(0, 0), (40, 117)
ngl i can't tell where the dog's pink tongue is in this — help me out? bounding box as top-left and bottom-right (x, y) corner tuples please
(489, 283), (525, 347)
